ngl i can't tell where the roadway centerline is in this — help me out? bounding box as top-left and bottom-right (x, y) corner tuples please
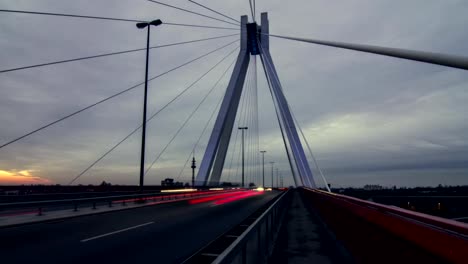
(80, 221), (154, 242)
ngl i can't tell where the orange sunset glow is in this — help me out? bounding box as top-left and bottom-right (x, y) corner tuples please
(0, 169), (52, 185)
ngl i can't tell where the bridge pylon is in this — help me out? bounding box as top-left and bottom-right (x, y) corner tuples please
(196, 13), (317, 188)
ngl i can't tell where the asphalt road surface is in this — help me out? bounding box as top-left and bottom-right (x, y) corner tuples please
(0, 191), (280, 264)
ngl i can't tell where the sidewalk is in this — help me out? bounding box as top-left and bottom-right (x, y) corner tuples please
(270, 190), (352, 264)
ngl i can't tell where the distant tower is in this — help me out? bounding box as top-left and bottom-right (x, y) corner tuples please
(191, 156), (196, 187)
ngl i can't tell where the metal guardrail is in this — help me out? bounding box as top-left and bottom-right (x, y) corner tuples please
(0, 189), (236, 216)
(184, 189), (291, 264)
(213, 189), (290, 264)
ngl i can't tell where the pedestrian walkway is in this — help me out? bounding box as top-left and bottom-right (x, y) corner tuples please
(270, 190), (352, 264)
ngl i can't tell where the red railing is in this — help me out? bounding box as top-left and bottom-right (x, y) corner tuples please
(301, 187), (468, 264)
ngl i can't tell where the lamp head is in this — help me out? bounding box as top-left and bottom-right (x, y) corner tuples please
(136, 22), (148, 29)
(150, 19), (163, 26)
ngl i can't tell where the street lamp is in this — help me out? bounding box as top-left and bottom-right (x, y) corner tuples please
(136, 19), (162, 190)
(238, 127), (248, 187)
(260, 150), (266, 187)
(270, 161), (275, 188)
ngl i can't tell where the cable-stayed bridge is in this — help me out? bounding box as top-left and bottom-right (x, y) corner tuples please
(0, 1), (467, 263)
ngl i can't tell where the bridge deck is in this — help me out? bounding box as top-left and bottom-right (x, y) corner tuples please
(0, 191), (279, 264)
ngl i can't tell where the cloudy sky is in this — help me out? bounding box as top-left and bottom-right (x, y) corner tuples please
(0, 0), (467, 187)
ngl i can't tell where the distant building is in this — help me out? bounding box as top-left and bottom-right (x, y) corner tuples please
(363, 184), (383, 191)
(161, 178), (183, 187)
(3, 190), (20, 195)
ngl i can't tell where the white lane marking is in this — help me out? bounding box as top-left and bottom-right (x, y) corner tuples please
(80, 221), (154, 242)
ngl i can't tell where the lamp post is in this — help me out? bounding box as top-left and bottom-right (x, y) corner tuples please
(260, 150), (266, 187)
(136, 19), (162, 190)
(270, 161), (275, 188)
(238, 127), (248, 187)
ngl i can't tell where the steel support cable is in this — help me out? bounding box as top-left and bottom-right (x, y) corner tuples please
(175, 93), (224, 182)
(248, 60), (256, 185)
(264, 33), (468, 71)
(291, 113), (331, 192)
(187, 0), (240, 23)
(251, 57), (259, 185)
(226, 66), (251, 182)
(265, 54), (313, 188)
(259, 46), (311, 186)
(252, 61), (258, 185)
(252, 56), (259, 184)
(263, 34), (326, 188)
(0, 40), (238, 150)
(259, 45), (312, 187)
(162, 22), (238, 30)
(234, 64), (252, 183)
(144, 54), (238, 176)
(241, 62), (251, 184)
(69, 47), (238, 184)
(226, 103), (242, 181)
(264, 55), (315, 188)
(247, 61), (253, 185)
(256, 64), (260, 184)
(250, 69), (256, 185)
(251, 58), (258, 184)
(224, 114), (240, 181)
(259, 52), (300, 187)
(0, 9), (239, 30)
(253, 0), (256, 21)
(248, 0), (255, 22)
(245, 63), (255, 185)
(234, 127), (242, 184)
(253, 0), (257, 19)
(0, 34), (237, 74)
(256, 58), (260, 185)
(244, 62), (253, 185)
(225, 117), (241, 181)
(0, 9), (143, 22)
(246, 62), (256, 185)
(146, 1), (239, 26)
(264, 60), (300, 187)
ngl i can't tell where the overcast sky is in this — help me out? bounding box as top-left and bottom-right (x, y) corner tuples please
(1, 0), (467, 187)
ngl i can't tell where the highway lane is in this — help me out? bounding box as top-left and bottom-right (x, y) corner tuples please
(0, 190), (280, 264)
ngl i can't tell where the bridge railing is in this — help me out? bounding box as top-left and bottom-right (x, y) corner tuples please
(0, 189), (238, 216)
(301, 187), (468, 264)
(183, 189), (291, 264)
(213, 189), (290, 264)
